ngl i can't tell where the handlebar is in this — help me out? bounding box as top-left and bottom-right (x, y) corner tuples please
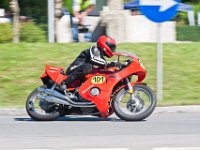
(107, 60), (132, 71)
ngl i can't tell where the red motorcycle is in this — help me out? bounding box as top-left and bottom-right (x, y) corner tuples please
(26, 51), (157, 121)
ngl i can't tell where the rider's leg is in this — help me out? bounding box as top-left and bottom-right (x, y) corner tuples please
(64, 63), (93, 86)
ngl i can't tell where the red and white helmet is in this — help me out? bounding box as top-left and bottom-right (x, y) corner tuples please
(97, 35), (116, 58)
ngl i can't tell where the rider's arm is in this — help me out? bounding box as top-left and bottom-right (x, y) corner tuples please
(89, 46), (107, 67)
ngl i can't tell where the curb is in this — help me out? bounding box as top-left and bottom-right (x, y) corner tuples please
(0, 108), (27, 116)
(154, 105), (200, 114)
(0, 105), (200, 116)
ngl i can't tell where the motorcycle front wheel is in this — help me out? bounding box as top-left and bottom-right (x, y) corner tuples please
(113, 84), (157, 121)
(26, 86), (60, 121)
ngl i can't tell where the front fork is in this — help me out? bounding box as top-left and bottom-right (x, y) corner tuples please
(126, 78), (134, 94)
(125, 78), (140, 106)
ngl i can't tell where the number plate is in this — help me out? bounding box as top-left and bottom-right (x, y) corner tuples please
(91, 76), (106, 84)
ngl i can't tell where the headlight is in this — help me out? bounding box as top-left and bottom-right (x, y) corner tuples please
(138, 58), (145, 69)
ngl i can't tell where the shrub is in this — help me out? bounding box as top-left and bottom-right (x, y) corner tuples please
(20, 22), (47, 42)
(175, 2), (200, 25)
(177, 26), (200, 41)
(0, 23), (12, 43)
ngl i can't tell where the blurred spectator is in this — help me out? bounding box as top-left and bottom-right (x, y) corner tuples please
(62, 0), (96, 42)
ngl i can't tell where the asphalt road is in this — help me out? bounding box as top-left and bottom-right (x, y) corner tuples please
(0, 111), (200, 150)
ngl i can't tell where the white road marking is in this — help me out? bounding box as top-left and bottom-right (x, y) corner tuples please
(153, 147), (200, 150)
(75, 149), (130, 150)
(18, 149), (51, 150)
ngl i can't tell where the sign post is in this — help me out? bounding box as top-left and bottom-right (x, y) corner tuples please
(139, 0), (179, 101)
(48, 0), (55, 43)
(156, 23), (163, 100)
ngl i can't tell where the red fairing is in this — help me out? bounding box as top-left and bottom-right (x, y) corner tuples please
(40, 72), (47, 78)
(78, 52), (146, 118)
(114, 52), (146, 82)
(43, 64), (67, 84)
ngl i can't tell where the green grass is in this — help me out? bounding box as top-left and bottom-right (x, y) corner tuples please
(0, 42), (200, 107)
(177, 26), (200, 42)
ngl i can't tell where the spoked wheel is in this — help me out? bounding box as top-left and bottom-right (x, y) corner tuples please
(113, 84), (157, 121)
(26, 86), (60, 121)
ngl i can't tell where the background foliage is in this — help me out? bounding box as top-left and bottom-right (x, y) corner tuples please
(0, 23), (12, 43)
(18, 0), (47, 24)
(20, 22), (47, 42)
(0, 23), (47, 43)
(0, 0), (10, 11)
(0, 0), (47, 24)
(177, 26), (200, 42)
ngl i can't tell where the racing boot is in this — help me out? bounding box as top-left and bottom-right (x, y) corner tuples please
(59, 75), (75, 92)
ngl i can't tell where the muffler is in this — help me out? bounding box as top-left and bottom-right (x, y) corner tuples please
(37, 94), (70, 105)
(37, 87), (95, 107)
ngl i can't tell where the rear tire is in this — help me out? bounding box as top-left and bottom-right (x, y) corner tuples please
(113, 84), (157, 121)
(26, 86), (60, 121)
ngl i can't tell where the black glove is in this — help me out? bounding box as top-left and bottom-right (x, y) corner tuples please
(106, 61), (121, 68)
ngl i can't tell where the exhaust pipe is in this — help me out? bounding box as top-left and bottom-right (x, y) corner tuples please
(37, 94), (70, 106)
(37, 87), (95, 107)
(38, 87), (68, 100)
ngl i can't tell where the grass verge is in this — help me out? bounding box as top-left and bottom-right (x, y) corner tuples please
(0, 42), (199, 107)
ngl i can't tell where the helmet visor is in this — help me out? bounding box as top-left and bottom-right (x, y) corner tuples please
(106, 42), (116, 52)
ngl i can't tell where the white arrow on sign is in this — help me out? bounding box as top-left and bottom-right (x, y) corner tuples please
(140, 0), (178, 12)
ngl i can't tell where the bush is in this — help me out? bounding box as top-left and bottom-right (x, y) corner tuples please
(177, 26), (200, 41)
(20, 22), (47, 42)
(176, 2), (200, 25)
(0, 23), (12, 43)
(176, 12), (188, 25)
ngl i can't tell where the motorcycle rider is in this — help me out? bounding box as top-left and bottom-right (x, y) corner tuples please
(62, 35), (117, 88)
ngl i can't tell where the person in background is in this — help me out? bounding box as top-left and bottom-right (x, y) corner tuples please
(63, 0), (96, 42)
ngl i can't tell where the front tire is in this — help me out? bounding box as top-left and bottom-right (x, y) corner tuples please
(113, 84), (157, 121)
(26, 86), (60, 121)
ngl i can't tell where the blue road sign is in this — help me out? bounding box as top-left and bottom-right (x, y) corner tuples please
(139, 0), (180, 23)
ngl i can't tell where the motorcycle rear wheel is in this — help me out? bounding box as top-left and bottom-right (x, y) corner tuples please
(26, 86), (60, 121)
(113, 84), (157, 121)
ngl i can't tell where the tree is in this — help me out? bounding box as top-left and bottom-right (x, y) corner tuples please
(18, 0), (47, 24)
(10, 0), (20, 43)
(0, 0), (10, 10)
(182, 0), (199, 3)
